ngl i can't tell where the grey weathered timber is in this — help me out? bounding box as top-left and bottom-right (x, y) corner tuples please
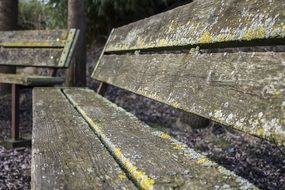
(32, 88), (136, 190)
(105, 0), (285, 52)
(63, 88), (257, 190)
(92, 52), (285, 146)
(0, 29), (79, 147)
(0, 30), (69, 47)
(0, 74), (64, 86)
(0, 29), (78, 68)
(0, 48), (62, 67)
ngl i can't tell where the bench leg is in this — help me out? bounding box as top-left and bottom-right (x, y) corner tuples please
(11, 84), (20, 141)
(1, 84), (31, 148)
(97, 82), (109, 96)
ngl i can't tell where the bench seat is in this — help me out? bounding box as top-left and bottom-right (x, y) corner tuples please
(0, 73), (64, 86)
(32, 88), (257, 190)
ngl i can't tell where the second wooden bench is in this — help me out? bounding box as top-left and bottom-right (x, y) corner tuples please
(0, 29), (79, 147)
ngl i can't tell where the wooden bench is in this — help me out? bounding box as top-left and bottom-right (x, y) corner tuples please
(0, 29), (79, 147)
(32, 0), (284, 189)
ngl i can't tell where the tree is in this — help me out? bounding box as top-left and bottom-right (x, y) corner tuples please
(66, 0), (86, 87)
(0, 0), (18, 94)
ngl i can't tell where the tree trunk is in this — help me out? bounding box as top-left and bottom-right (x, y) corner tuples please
(0, 0), (18, 95)
(66, 0), (86, 87)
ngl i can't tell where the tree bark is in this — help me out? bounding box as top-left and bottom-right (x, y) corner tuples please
(0, 0), (18, 95)
(66, 0), (86, 87)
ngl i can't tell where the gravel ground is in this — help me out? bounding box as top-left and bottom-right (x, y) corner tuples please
(0, 90), (32, 190)
(0, 147), (31, 190)
(0, 45), (284, 189)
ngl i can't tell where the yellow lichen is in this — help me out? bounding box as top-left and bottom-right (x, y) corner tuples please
(184, 153), (192, 157)
(243, 31), (254, 41)
(124, 160), (155, 190)
(243, 28), (265, 41)
(255, 28), (266, 39)
(118, 173), (127, 180)
(173, 144), (185, 151)
(140, 177), (155, 190)
(0, 42), (63, 47)
(137, 37), (145, 48)
(218, 34), (226, 42)
(256, 128), (265, 137)
(196, 157), (212, 165)
(160, 133), (171, 140)
(158, 39), (168, 47)
(173, 101), (181, 108)
(64, 93), (155, 189)
(199, 32), (213, 43)
(114, 148), (123, 158)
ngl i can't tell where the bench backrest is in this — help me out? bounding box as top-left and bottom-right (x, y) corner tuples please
(0, 29), (79, 68)
(92, 0), (285, 146)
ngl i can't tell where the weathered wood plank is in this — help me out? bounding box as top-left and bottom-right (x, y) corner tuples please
(0, 74), (64, 86)
(0, 48), (63, 67)
(63, 88), (257, 190)
(92, 52), (285, 146)
(106, 0), (285, 52)
(58, 29), (79, 67)
(0, 30), (69, 47)
(32, 88), (136, 190)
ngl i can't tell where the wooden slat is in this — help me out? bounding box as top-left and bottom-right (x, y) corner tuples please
(0, 30), (69, 47)
(92, 52), (285, 146)
(0, 74), (64, 86)
(0, 48), (63, 67)
(32, 88), (136, 189)
(63, 88), (257, 190)
(106, 0), (285, 52)
(58, 29), (79, 67)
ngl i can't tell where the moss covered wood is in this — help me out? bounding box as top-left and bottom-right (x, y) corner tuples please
(92, 52), (285, 146)
(0, 29), (79, 145)
(0, 48), (63, 67)
(59, 29), (80, 67)
(32, 88), (136, 190)
(0, 74), (64, 86)
(105, 0), (285, 52)
(0, 29), (78, 68)
(0, 30), (69, 47)
(62, 88), (257, 190)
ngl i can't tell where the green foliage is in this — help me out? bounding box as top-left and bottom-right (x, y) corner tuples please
(18, 0), (47, 29)
(45, 0), (68, 29)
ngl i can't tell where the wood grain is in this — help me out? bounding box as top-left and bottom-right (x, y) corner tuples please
(63, 88), (257, 190)
(92, 52), (285, 146)
(105, 0), (285, 52)
(32, 88), (136, 190)
(0, 74), (64, 86)
(0, 48), (63, 67)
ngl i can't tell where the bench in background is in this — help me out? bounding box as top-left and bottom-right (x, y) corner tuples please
(33, 0), (284, 189)
(0, 29), (79, 147)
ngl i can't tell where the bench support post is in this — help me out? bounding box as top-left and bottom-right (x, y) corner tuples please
(1, 84), (31, 148)
(97, 82), (109, 96)
(11, 84), (20, 141)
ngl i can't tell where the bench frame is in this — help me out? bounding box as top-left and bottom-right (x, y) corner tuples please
(0, 29), (79, 148)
